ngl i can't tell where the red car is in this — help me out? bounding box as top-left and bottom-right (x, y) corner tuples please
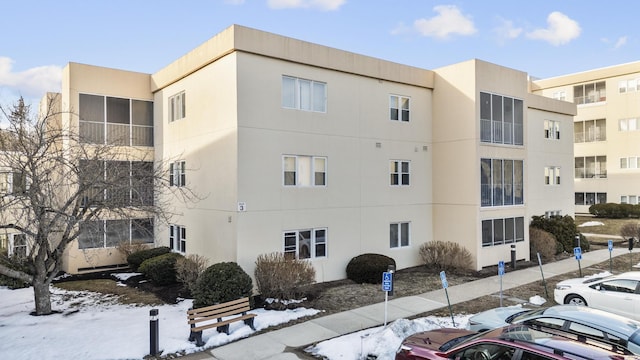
(396, 323), (637, 360)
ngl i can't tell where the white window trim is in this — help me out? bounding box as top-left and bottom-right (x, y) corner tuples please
(283, 228), (327, 259)
(169, 224), (186, 253)
(544, 166), (561, 185)
(170, 161), (186, 187)
(390, 222), (410, 248)
(389, 95), (410, 122)
(544, 119), (560, 140)
(281, 75), (327, 113)
(169, 91), (186, 122)
(390, 160), (410, 186)
(282, 155), (327, 187)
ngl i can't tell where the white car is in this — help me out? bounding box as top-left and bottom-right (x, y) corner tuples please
(554, 271), (640, 321)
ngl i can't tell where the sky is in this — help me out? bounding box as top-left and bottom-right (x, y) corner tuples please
(1, 0), (638, 108)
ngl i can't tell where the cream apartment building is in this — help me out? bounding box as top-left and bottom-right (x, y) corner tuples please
(35, 25), (576, 280)
(532, 62), (640, 214)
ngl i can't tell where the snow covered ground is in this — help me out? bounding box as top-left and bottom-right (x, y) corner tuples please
(0, 275), (546, 360)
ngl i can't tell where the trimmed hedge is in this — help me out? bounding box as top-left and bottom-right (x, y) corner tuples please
(138, 252), (184, 285)
(530, 215), (589, 253)
(193, 262), (253, 308)
(127, 246), (170, 271)
(589, 203), (640, 218)
(346, 253), (395, 284)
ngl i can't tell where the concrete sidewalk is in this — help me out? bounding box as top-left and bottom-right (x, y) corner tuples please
(183, 248), (631, 360)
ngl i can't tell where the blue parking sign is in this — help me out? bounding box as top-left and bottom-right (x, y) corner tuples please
(573, 247), (582, 260)
(382, 272), (392, 292)
(440, 271), (448, 289)
(498, 261), (505, 276)
(608, 240), (614, 252)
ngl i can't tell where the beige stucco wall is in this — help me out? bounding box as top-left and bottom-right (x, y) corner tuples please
(533, 62), (640, 214)
(60, 63), (154, 273)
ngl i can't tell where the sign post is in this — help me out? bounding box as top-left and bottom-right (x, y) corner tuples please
(574, 247), (582, 277)
(536, 253), (548, 299)
(498, 261), (505, 307)
(382, 271), (393, 326)
(440, 271), (455, 326)
(608, 239), (614, 273)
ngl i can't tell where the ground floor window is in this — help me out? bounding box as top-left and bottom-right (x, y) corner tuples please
(79, 218), (154, 249)
(0, 233), (27, 258)
(482, 217), (524, 247)
(390, 222), (410, 248)
(575, 192), (606, 205)
(283, 228), (327, 259)
(621, 195), (639, 205)
(169, 225), (186, 253)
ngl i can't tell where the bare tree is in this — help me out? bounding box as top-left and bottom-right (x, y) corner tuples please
(0, 95), (196, 315)
(620, 222), (640, 242)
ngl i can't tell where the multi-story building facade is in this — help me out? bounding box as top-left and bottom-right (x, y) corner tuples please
(37, 25), (575, 280)
(532, 62), (640, 214)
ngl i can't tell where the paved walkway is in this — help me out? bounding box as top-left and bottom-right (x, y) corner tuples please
(182, 248), (632, 360)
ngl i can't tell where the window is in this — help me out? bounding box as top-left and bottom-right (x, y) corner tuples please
(544, 166), (561, 185)
(480, 92), (523, 145)
(552, 91), (566, 101)
(574, 156), (607, 178)
(389, 95), (410, 122)
(620, 157), (640, 169)
(621, 195), (639, 205)
(618, 78), (640, 93)
(79, 219), (153, 249)
(79, 160), (154, 207)
(283, 228), (327, 259)
(544, 210), (561, 218)
(169, 224), (186, 253)
(390, 222), (410, 248)
(481, 159), (524, 207)
(0, 171), (27, 195)
(574, 119), (606, 142)
(281, 76), (326, 112)
(619, 118), (638, 132)
(169, 91), (186, 122)
(544, 120), (560, 139)
(79, 93), (153, 146)
(390, 160), (410, 186)
(482, 217), (524, 247)
(169, 161), (186, 187)
(0, 233), (28, 258)
(283, 155), (327, 187)
(575, 192), (606, 205)
(574, 81), (606, 104)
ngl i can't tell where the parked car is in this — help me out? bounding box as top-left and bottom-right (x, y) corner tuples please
(467, 305), (640, 354)
(396, 323), (635, 360)
(554, 272), (640, 321)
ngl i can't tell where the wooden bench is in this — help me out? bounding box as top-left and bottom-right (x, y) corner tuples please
(187, 297), (257, 346)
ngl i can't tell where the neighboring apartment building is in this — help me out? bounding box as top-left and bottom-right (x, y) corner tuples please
(532, 62), (640, 214)
(42, 25), (575, 280)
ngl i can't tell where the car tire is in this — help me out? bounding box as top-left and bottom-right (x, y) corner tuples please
(564, 294), (587, 306)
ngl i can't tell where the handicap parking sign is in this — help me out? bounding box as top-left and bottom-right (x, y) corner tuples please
(498, 261), (505, 276)
(573, 247), (582, 260)
(440, 271), (448, 289)
(382, 272), (392, 292)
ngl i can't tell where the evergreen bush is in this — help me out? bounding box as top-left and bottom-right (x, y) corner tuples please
(126, 246), (170, 271)
(345, 253), (395, 284)
(138, 252), (183, 285)
(193, 262), (253, 308)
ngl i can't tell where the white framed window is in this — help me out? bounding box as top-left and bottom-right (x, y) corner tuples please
(390, 160), (410, 186)
(480, 92), (524, 145)
(0, 171), (27, 195)
(481, 158), (524, 207)
(574, 156), (607, 179)
(283, 228), (327, 259)
(544, 120), (560, 140)
(390, 222), (410, 248)
(619, 79), (640, 93)
(78, 219), (153, 249)
(574, 81), (606, 104)
(3, 233), (27, 258)
(575, 192), (606, 205)
(169, 161), (186, 187)
(552, 91), (566, 101)
(389, 95), (410, 122)
(170, 224), (186, 253)
(619, 118), (639, 132)
(620, 157), (640, 169)
(544, 166), (561, 185)
(544, 210), (562, 218)
(281, 76), (326, 112)
(169, 91), (186, 122)
(283, 155), (327, 187)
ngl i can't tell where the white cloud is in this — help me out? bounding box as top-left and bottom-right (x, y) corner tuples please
(413, 5), (477, 40)
(614, 36), (628, 49)
(526, 11), (581, 46)
(267, 0), (345, 11)
(494, 17), (523, 41)
(0, 57), (62, 100)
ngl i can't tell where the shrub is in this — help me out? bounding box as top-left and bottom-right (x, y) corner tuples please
(193, 262), (253, 308)
(116, 241), (151, 259)
(418, 241), (473, 272)
(0, 256), (32, 289)
(529, 228), (557, 261)
(530, 215), (589, 253)
(254, 252), (316, 300)
(127, 246), (170, 271)
(175, 254), (208, 295)
(138, 252), (184, 285)
(346, 253), (395, 284)
(589, 203), (633, 218)
(620, 222), (640, 241)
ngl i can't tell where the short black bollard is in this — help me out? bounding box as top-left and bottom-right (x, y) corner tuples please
(510, 244), (516, 269)
(150, 309), (159, 356)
